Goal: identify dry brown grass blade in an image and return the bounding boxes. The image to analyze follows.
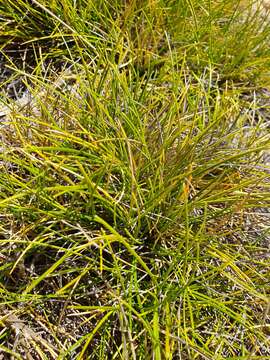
[0,307,59,359]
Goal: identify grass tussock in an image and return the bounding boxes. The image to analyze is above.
[0,1,270,359]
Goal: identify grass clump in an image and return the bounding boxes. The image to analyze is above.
[0,1,270,359]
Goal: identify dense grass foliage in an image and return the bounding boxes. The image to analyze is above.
[0,1,269,359]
